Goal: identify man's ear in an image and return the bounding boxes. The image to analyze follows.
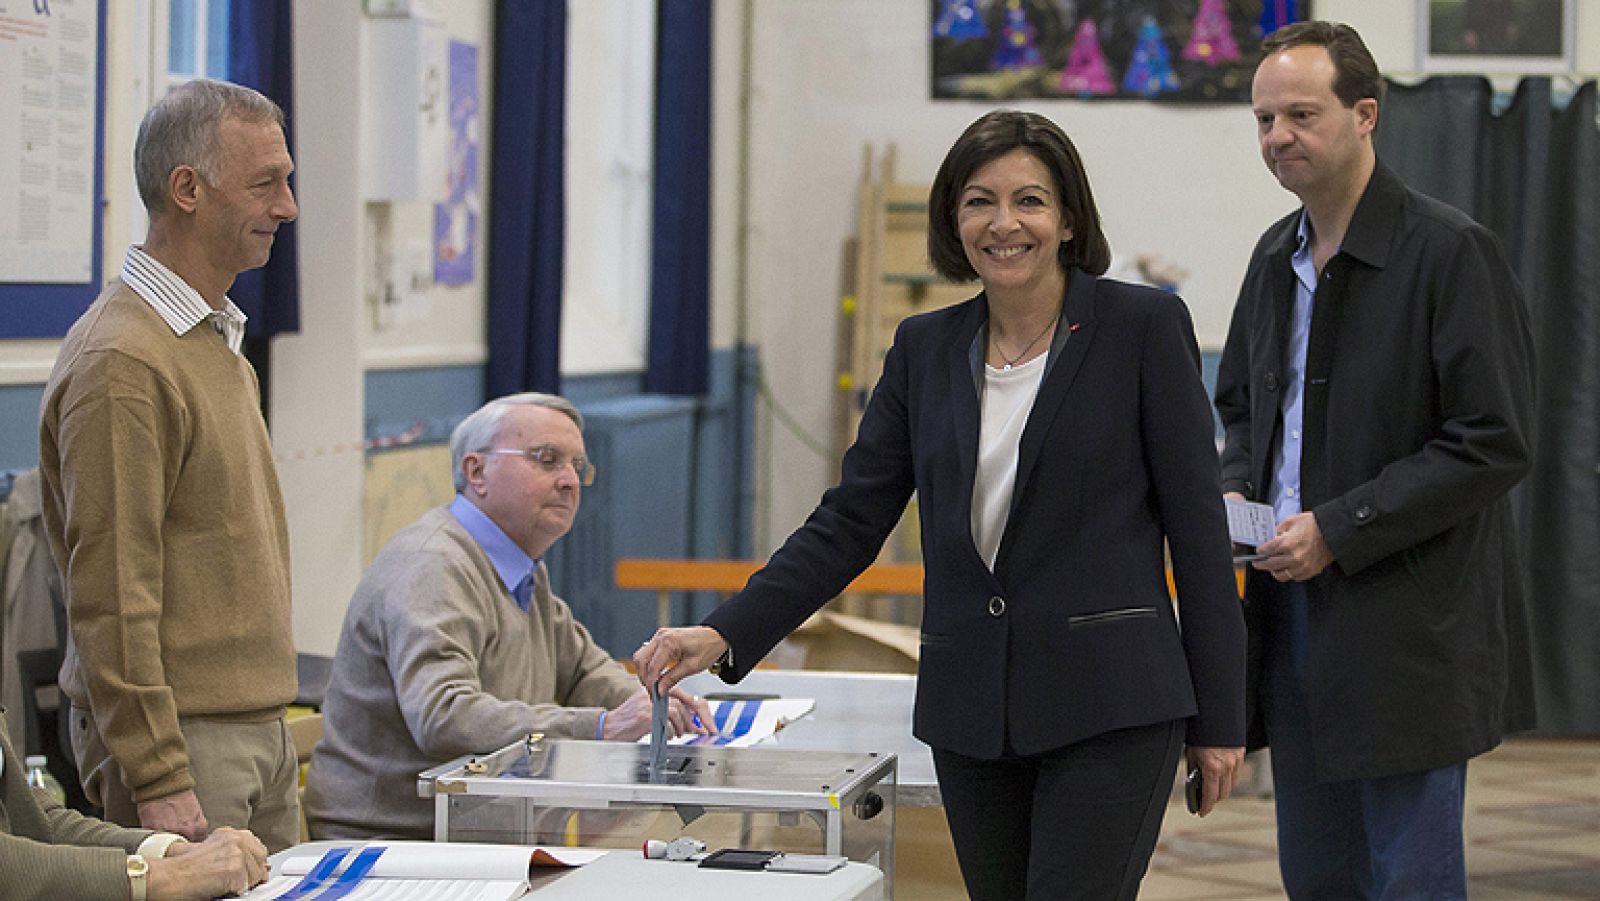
[1354,97,1378,136]
[168,165,201,214]
[461,453,488,496]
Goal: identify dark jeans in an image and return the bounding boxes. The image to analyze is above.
[1264,583,1469,900]
[932,719,1183,901]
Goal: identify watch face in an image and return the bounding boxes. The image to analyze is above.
[127,853,150,901]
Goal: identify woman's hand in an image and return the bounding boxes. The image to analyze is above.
[1184,745,1245,817]
[632,626,729,696]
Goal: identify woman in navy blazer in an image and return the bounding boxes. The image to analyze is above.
[637,111,1246,900]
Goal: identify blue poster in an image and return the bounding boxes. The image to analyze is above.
[433,40,479,286]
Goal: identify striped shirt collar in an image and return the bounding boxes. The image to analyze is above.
[120,245,248,354]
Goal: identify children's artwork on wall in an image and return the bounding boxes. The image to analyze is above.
[931,0,1310,103]
[434,40,481,286]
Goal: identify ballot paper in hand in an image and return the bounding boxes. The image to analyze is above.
[1225,496,1276,556]
[649,689,669,770]
[638,697,816,748]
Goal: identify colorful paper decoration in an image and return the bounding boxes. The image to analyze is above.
[933,0,988,41]
[1122,15,1180,96]
[1258,0,1304,38]
[991,0,1042,71]
[1183,0,1241,65]
[1058,19,1115,95]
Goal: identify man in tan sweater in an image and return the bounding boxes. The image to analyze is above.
[38,79,300,851]
[0,722,269,900]
[305,394,713,840]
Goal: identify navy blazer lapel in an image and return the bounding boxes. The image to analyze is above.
[1009,272,1098,517]
[948,298,985,500]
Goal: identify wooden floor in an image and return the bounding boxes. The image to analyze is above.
[891,736,1600,899]
[1142,737,1600,900]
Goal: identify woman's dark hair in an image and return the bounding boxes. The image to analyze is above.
[927,110,1111,282]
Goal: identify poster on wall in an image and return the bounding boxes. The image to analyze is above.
[0,0,99,283]
[1418,0,1574,73]
[434,39,480,286]
[931,0,1310,102]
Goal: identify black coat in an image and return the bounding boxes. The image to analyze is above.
[707,272,1246,759]
[1214,162,1537,782]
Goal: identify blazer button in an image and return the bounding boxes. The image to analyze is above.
[1264,372,1278,392]
[988,596,1006,617]
[1355,505,1374,521]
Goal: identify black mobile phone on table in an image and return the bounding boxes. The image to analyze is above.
[699,848,782,870]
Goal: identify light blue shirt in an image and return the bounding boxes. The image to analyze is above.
[448,494,538,612]
[1269,212,1319,524]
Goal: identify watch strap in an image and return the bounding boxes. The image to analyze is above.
[127,854,149,901]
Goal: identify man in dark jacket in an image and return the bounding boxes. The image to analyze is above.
[1215,21,1535,900]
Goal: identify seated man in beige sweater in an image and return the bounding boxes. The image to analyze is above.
[0,723,268,900]
[306,393,713,840]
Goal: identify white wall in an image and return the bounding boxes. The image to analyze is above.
[562,0,656,375]
[360,6,493,374]
[278,1,495,652]
[273,0,366,655]
[712,0,1589,550]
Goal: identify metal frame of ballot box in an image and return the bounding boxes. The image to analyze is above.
[419,735,897,891]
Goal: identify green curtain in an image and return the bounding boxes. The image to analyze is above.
[1377,77,1600,734]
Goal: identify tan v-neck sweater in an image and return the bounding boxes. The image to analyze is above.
[39,283,296,802]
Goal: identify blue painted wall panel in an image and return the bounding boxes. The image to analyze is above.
[546,395,698,653]
[0,384,45,475]
[364,365,486,447]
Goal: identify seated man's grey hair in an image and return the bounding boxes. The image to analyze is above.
[449,393,585,493]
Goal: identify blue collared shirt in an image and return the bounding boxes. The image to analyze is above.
[449,494,538,612]
[1269,212,1319,524]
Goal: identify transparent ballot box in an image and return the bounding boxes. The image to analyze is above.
[418,735,896,881]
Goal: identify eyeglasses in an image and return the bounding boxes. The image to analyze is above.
[484,446,597,486]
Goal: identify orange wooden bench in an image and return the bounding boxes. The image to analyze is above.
[614,559,1244,630]
[615,559,923,629]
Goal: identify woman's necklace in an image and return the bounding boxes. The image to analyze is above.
[992,317,1056,370]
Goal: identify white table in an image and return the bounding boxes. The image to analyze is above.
[266,842,883,900]
[524,850,882,899]
[679,670,939,805]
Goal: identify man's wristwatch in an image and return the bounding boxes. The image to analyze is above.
[127,853,150,901]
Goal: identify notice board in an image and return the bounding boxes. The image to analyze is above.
[0,0,107,337]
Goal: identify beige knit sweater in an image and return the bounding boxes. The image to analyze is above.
[39,282,296,803]
[305,506,639,840]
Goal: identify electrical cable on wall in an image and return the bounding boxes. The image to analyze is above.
[755,375,838,466]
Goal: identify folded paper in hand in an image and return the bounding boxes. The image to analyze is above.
[1225,496,1276,548]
